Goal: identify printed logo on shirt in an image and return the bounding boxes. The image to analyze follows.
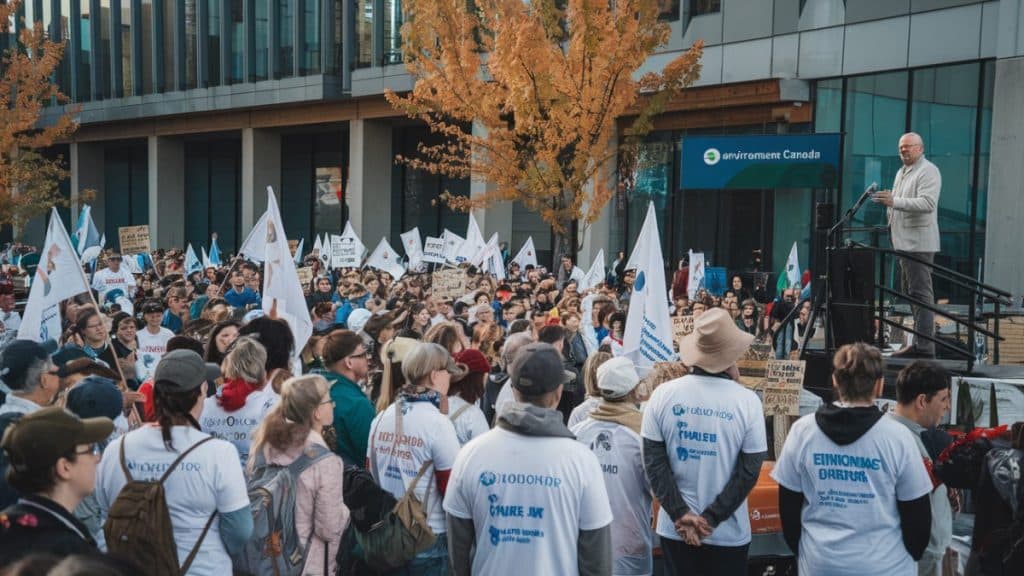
[671,403,735,421]
[480,471,497,487]
[127,460,202,474]
[486,495,547,546]
[590,432,612,452]
[476,470,562,488]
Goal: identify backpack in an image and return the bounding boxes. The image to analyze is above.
[0,411,23,510]
[104,436,218,575]
[230,443,332,576]
[356,399,437,570]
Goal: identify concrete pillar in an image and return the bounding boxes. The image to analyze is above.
[347,118,393,239]
[147,136,185,250]
[241,128,282,236]
[984,55,1024,309]
[70,141,105,233]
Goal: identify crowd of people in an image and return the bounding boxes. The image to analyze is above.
[0,243,1019,576]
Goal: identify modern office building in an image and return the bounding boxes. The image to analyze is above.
[6,0,1024,305]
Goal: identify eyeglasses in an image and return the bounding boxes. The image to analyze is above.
[74,443,102,457]
[347,350,369,360]
[320,398,335,406]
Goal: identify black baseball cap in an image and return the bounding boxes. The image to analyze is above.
[141,300,164,314]
[1,407,113,474]
[66,376,125,421]
[0,339,58,391]
[153,349,221,392]
[510,342,575,395]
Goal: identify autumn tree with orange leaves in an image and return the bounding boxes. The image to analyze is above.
[0,0,78,230]
[386,0,702,256]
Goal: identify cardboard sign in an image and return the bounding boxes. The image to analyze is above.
[118,225,150,255]
[671,315,694,348]
[432,269,467,300]
[762,359,805,416]
[296,266,314,287]
[331,234,362,268]
[423,236,447,264]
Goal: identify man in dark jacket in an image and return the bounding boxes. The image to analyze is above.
[0,407,113,565]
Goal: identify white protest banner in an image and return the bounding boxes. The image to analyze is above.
[622,202,676,369]
[762,359,806,416]
[331,222,364,268]
[432,269,467,300]
[423,236,446,264]
[19,209,92,342]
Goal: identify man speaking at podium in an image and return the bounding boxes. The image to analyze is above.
[872,132,941,358]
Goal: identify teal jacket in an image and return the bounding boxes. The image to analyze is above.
[323,370,375,468]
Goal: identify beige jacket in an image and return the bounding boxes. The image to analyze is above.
[888,155,942,253]
[261,431,349,576]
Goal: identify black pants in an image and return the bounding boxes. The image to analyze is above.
[661,538,749,576]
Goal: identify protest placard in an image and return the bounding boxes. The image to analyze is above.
[432,269,467,300]
[296,266,314,287]
[331,234,362,268]
[737,342,772,388]
[671,315,694,348]
[422,236,446,264]
[762,359,805,416]
[118,225,150,255]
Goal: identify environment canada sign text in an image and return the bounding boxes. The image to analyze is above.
[682,134,840,189]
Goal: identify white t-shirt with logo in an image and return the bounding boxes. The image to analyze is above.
[95,426,250,576]
[135,327,175,381]
[567,396,601,430]
[771,412,933,576]
[640,373,768,546]
[572,417,653,576]
[200,387,280,469]
[367,399,461,534]
[92,266,137,298]
[448,395,490,446]
[443,427,613,576]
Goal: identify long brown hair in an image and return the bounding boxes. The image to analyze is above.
[152,382,204,451]
[248,375,329,470]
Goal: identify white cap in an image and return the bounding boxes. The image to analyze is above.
[348,308,373,333]
[596,356,640,399]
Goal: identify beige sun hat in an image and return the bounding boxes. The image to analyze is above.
[679,307,755,374]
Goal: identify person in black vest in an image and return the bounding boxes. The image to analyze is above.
[0,407,113,565]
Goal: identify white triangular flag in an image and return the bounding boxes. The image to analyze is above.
[320,234,333,270]
[333,222,364,268]
[313,234,324,258]
[366,237,406,280]
[443,229,465,264]
[401,227,424,268]
[18,209,92,342]
[201,246,211,269]
[238,211,271,263]
[687,250,705,299]
[785,241,801,290]
[622,202,676,369]
[455,215,485,263]
[511,237,538,272]
[470,233,498,267]
[184,244,203,276]
[262,187,313,353]
[580,249,605,291]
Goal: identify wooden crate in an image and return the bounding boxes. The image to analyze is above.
[989,317,1024,364]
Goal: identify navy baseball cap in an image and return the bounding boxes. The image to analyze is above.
[0,339,59,391]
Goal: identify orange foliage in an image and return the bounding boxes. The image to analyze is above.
[386,0,702,250]
[0,1,78,229]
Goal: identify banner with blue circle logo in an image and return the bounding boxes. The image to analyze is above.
[681,134,841,189]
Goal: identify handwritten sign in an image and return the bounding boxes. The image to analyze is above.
[422,236,446,264]
[762,359,805,416]
[118,225,150,255]
[331,234,362,268]
[671,315,694,348]
[296,266,314,287]
[432,269,467,300]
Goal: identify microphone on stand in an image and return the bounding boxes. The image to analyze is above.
[849,182,879,216]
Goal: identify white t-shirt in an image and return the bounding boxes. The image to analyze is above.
[494,382,515,419]
[92,266,137,298]
[572,417,653,576]
[95,426,250,576]
[367,399,461,534]
[136,327,175,381]
[200,387,280,469]
[567,396,601,430]
[443,427,613,576]
[771,412,933,576]
[448,395,490,446]
[0,310,21,333]
[640,373,768,546]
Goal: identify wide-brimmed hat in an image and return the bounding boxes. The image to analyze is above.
[679,308,754,374]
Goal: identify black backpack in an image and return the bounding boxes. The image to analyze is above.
[0,411,24,510]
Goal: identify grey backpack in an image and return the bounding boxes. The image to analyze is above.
[231,443,333,576]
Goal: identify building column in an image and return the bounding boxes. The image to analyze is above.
[70,141,105,233]
[148,135,185,249]
[984,55,1024,309]
[347,118,392,239]
[241,127,281,235]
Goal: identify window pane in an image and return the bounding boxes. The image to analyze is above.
[691,0,720,16]
[254,0,268,80]
[356,0,371,68]
[79,2,92,101]
[185,0,196,89]
[119,0,131,96]
[141,0,153,93]
[383,0,401,65]
[230,0,242,82]
[302,0,320,75]
[278,0,293,77]
[206,0,220,86]
[815,78,842,133]
[98,0,112,99]
[162,0,174,91]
